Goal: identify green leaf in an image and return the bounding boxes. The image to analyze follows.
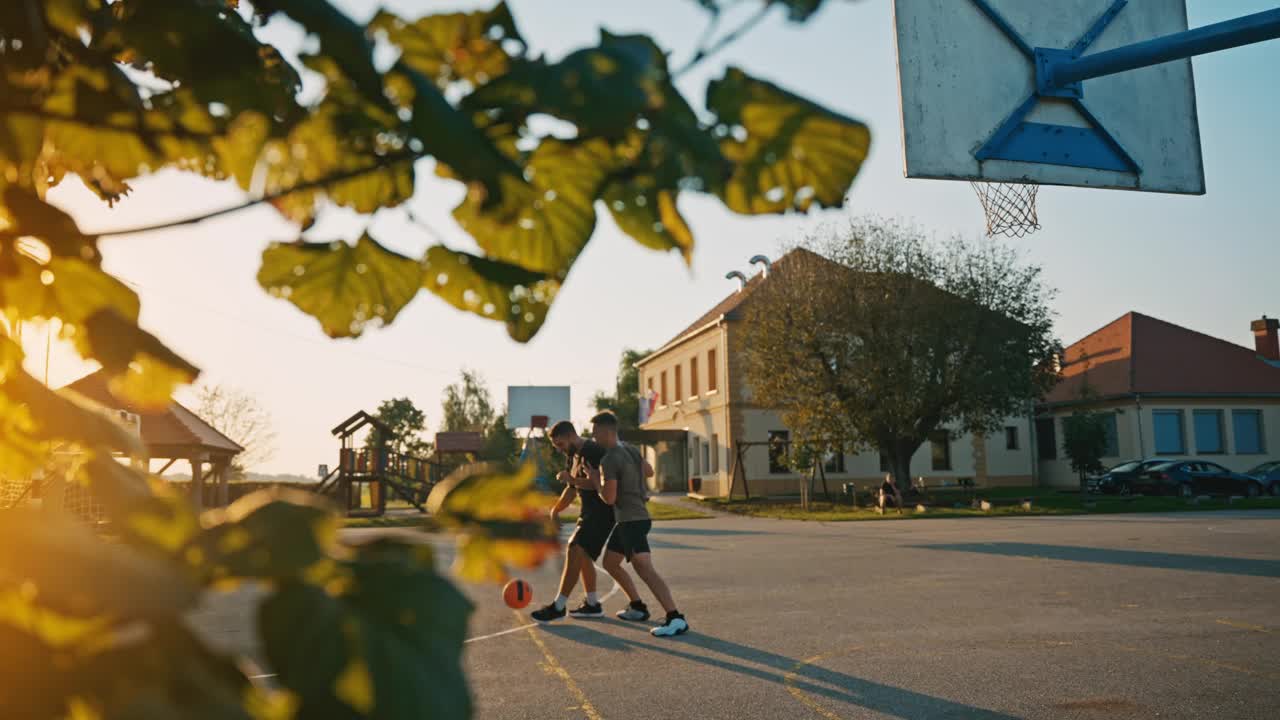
[371,3,524,90]
[0,620,66,719]
[259,540,472,720]
[421,247,559,342]
[0,509,198,618]
[603,178,694,264]
[706,66,870,214]
[257,233,424,338]
[426,463,560,582]
[194,489,343,582]
[453,138,623,278]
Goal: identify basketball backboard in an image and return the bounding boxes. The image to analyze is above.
[893,0,1206,194]
[506,386,571,429]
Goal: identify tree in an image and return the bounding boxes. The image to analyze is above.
[742,218,1061,489]
[373,397,432,456]
[592,348,652,430]
[441,370,497,433]
[482,414,521,466]
[193,383,278,476]
[0,1,874,717]
[1063,411,1109,490]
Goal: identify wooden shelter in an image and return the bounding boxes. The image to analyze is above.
[61,370,244,509]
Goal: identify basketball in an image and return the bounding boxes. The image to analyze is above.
[503,579,532,609]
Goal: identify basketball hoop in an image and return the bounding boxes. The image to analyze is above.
[970,181,1041,238]
[531,415,548,430]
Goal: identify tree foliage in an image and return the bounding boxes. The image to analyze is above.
[194,383,278,475]
[592,347,652,431]
[1063,411,1109,487]
[440,370,497,434]
[373,397,431,457]
[0,0,868,717]
[741,219,1061,488]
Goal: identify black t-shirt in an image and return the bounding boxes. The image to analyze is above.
[572,440,612,521]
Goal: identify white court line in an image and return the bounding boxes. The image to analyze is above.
[248,562,622,680]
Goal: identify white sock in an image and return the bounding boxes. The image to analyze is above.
[586,592,599,605]
[554,594,568,611]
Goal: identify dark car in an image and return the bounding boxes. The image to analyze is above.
[1134,461,1266,498]
[1088,459,1176,495]
[1243,461,1280,496]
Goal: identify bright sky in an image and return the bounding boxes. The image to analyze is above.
[24,0,1280,475]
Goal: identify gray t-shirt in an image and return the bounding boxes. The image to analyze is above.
[601,443,649,522]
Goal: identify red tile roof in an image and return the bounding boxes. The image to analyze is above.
[61,371,244,456]
[1044,312,1280,404]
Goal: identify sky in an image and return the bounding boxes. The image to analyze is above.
[22,0,1280,476]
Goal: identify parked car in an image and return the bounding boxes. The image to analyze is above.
[1134,461,1266,498]
[1088,459,1176,495]
[1243,460,1280,496]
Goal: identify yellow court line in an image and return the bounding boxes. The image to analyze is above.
[1215,618,1274,634]
[519,612,604,720]
[782,646,864,720]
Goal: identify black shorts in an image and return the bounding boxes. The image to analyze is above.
[606,520,652,561]
[569,513,614,561]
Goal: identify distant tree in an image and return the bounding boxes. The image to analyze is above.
[1063,411,1108,490]
[373,397,432,456]
[193,383,277,477]
[482,413,521,465]
[592,348,652,430]
[441,370,497,432]
[742,218,1060,489]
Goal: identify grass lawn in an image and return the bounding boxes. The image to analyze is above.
[699,488,1280,522]
[344,499,711,529]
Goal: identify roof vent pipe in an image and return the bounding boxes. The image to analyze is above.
[725,271,747,292]
[749,254,771,277]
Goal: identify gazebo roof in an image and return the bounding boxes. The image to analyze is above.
[61,371,244,458]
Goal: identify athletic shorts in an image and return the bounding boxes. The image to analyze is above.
[606,520,652,561]
[569,513,614,561]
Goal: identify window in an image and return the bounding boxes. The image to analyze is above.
[823,447,846,473]
[660,372,668,407]
[1193,410,1224,454]
[1102,413,1119,458]
[1005,426,1019,450]
[930,431,951,471]
[690,357,699,397]
[701,441,710,474]
[1153,410,1185,454]
[768,430,790,474]
[675,365,683,402]
[711,434,720,473]
[1233,410,1265,454]
[707,349,718,392]
[1035,418,1057,460]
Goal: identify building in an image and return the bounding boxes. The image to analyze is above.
[1036,313,1280,485]
[634,250,1034,497]
[635,249,1280,497]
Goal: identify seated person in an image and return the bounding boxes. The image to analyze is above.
[878,473,903,514]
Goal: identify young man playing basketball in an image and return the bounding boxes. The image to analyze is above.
[531,421,649,622]
[591,411,690,637]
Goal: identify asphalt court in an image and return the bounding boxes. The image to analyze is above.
[190,509,1280,719]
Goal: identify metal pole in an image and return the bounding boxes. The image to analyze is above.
[1050,8,1280,87]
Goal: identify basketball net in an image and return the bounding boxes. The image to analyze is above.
[971,181,1041,238]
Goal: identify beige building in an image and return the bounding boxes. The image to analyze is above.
[634,250,1034,498]
[1036,313,1280,486]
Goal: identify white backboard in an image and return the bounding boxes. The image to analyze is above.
[893,0,1205,193]
[507,386,571,429]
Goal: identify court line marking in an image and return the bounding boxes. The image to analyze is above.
[520,610,604,720]
[1215,618,1273,634]
[782,645,863,720]
[248,562,622,680]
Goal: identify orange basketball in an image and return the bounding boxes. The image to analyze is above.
[503,579,532,609]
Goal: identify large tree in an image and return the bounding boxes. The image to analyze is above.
[441,370,497,433]
[373,397,431,457]
[193,383,277,476]
[592,347,652,430]
[0,1,874,717]
[742,218,1060,488]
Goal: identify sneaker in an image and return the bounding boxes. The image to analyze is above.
[568,601,604,618]
[531,603,566,623]
[616,601,650,622]
[650,613,689,637]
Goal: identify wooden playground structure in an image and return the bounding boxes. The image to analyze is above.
[315,411,438,517]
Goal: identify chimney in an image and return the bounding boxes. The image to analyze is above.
[725,271,747,292]
[749,254,771,278]
[1253,315,1280,361]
